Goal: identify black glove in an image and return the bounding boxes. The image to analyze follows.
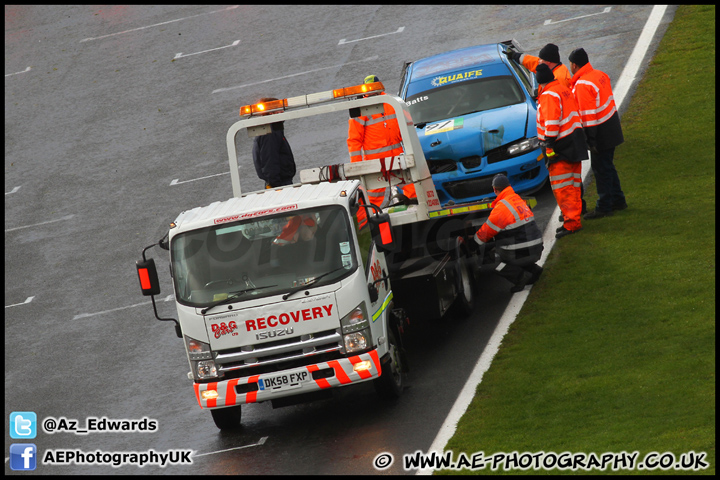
[504,49,521,62]
[540,138,555,150]
[586,139,598,155]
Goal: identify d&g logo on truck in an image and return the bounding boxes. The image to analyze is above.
[211,321,239,339]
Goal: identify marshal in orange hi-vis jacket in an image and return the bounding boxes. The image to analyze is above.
[348,78,416,227]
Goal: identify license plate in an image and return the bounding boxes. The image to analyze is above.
[258,370,310,391]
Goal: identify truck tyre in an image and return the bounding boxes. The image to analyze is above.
[374,328,404,400]
[452,243,476,317]
[210,405,242,430]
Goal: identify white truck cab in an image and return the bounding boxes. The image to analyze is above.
[136,81,529,429]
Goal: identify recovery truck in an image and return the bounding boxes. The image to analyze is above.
[136,81,534,430]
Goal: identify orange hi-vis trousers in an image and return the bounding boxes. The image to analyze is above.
[549,161,583,231]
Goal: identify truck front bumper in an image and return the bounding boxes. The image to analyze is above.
[194,350,382,409]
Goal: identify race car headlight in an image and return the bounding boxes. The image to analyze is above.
[506,137,540,156]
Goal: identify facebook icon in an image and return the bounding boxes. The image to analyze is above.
[10,444,37,471]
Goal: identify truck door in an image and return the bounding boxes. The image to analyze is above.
[351,200,391,323]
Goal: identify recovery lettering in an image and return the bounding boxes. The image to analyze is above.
[245,305,334,331]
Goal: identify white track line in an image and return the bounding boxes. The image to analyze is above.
[5,67,31,77]
[338,26,405,45]
[5,296,35,309]
[416,5,669,475]
[5,214,75,233]
[212,56,379,94]
[72,295,174,320]
[193,436,268,458]
[80,6,238,43]
[174,40,240,60]
[544,7,612,25]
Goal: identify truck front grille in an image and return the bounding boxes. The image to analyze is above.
[214,329,343,378]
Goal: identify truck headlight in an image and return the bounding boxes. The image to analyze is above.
[506,137,539,156]
[196,360,219,379]
[184,335,221,380]
[344,332,369,352]
[341,304,372,353]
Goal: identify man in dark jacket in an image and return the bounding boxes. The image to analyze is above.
[252,97,296,188]
[569,48,627,219]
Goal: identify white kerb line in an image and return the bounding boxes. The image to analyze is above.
[613,5,669,109]
[416,5,669,475]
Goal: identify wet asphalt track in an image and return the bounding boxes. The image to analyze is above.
[4,5,675,475]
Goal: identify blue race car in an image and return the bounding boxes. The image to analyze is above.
[399,40,547,206]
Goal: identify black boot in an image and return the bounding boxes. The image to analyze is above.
[527,265,543,284]
[510,271,532,293]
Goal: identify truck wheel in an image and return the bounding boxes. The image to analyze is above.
[452,244,476,317]
[374,328,404,400]
[210,405,242,430]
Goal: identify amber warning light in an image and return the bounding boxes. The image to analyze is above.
[239,82,385,117]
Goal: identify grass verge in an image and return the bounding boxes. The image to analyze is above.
[440,5,715,475]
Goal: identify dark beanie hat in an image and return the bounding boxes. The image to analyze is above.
[538,43,561,64]
[535,63,554,84]
[492,174,511,191]
[568,48,589,66]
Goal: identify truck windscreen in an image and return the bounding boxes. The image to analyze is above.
[170,205,357,307]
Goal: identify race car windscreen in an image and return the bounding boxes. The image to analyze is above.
[170,205,358,307]
[405,76,524,125]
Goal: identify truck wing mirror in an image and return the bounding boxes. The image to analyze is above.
[136,258,161,296]
[158,234,169,251]
[368,212,395,252]
[136,250,181,337]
